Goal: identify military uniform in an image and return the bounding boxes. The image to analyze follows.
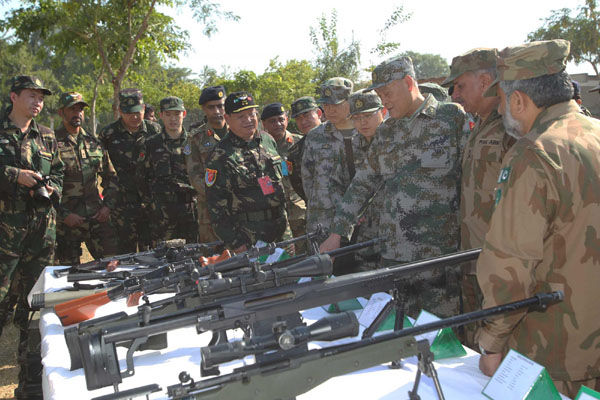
[97,90,161,253]
[55,124,119,264]
[0,76,64,312]
[331,57,469,318]
[275,131,306,242]
[476,40,600,396]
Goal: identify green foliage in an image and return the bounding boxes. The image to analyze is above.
[401,51,449,79]
[309,10,361,83]
[372,5,412,57]
[528,0,600,75]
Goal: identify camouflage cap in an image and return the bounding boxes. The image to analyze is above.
[199,85,226,105]
[291,96,318,118]
[119,88,144,113]
[58,92,89,109]
[224,91,259,114]
[441,48,497,87]
[160,96,185,112]
[418,82,449,101]
[317,77,353,105]
[484,39,570,97]
[366,56,415,91]
[10,75,52,96]
[349,90,383,115]
[261,103,286,120]
[588,84,600,93]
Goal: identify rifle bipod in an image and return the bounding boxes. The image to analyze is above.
[408,339,445,400]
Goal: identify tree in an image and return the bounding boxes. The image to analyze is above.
[371,5,412,57]
[528,0,600,76]
[401,51,449,80]
[309,10,361,83]
[1,0,238,126]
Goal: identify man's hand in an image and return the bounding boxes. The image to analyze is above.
[319,233,341,255]
[64,213,85,228]
[93,206,111,223]
[233,244,248,254]
[17,169,42,188]
[479,353,503,376]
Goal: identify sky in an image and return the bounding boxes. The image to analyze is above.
[163,0,593,81]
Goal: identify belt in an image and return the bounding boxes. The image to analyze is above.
[0,200,28,213]
[238,206,285,223]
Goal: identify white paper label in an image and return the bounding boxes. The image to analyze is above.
[358,292,392,327]
[483,349,544,400]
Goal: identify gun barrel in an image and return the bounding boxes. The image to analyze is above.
[325,237,386,258]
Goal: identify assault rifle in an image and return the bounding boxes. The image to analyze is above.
[167,291,563,400]
[51,229,329,326]
[64,248,480,391]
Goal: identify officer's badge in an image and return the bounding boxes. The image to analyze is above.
[218,91,223,98]
[205,168,217,187]
[34,78,43,86]
[286,160,293,174]
[372,71,377,82]
[355,99,363,109]
[183,144,191,155]
[497,167,511,183]
[324,88,333,97]
[138,151,145,161]
[280,106,285,112]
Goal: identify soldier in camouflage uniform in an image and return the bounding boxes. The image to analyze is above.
[418,82,449,102]
[98,88,161,253]
[441,48,515,349]
[0,76,64,333]
[136,96,198,245]
[347,90,385,271]
[475,40,600,397]
[261,103,306,250]
[286,96,322,202]
[55,92,119,265]
[320,56,469,317]
[185,86,227,243]
[571,80,593,117]
[205,92,293,254]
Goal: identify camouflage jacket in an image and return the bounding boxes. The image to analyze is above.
[206,130,288,249]
[98,118,161,201]
[286,134,307,201]
[460,109,514,272]
[476,100,600,381]
[331,94,468,261]
[275,130,306,221]
[55,124,118,219]
[0,117,64,206]
[135,127,194,203]
[301,121,358,233]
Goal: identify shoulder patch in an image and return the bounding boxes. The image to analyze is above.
[497,166,511,183]
[205,168,217,187]
[183,143,191,155]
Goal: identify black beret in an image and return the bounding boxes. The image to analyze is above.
[224,91,258,114]
[261,103,286,120]
[199,85,226,105]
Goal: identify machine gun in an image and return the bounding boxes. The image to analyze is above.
[49,229,332,325]
[166,291,564,400]
[64,248,480,391]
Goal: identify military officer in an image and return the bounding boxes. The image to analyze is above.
[185,86,226,243]
[440,48,515,349]
[97,88,161,253]
[347,90,385,271]
[261,103,306,248]
[320,56,469,317]
[205,92,293,254]
[0,76,64,334]
[286,96,323,201]
[136,96,198,244]
[475,40,600,397]
[55,92,119,265]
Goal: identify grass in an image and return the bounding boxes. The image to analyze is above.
[0,243,93,399]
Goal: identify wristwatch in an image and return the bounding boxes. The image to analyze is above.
[479,345,498,355]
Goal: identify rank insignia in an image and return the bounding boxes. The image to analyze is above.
[205,168,217,187]
[183,144,191,155]
[324,88,332,97]
[286,160,293,174]
[372,72,377,82]
[354,99,363,109]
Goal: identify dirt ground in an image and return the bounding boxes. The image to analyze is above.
[0,244,93,399]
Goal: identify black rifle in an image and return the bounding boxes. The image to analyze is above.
[166,291,563,400]
[64,248,480,391]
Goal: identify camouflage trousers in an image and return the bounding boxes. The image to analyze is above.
[238,216,294,255]
[461,271,483,350]
[112,200,150,253]
[554,376,600,399]
[55,218,119,266]
[197,199,219,243]
[381,258,461,319]
[150,198,199,246]
[0,207,56,332]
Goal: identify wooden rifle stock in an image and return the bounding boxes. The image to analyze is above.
[54,290,112,326]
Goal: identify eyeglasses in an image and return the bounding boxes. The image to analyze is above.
[350,110,378,123]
